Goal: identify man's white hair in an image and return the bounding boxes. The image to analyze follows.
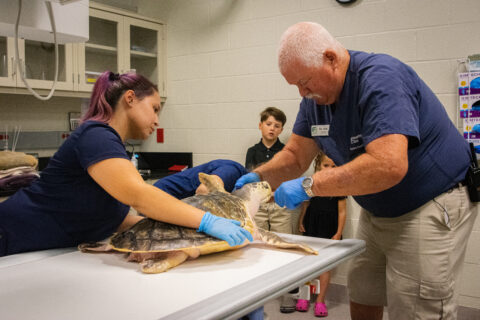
[278,22,345,74]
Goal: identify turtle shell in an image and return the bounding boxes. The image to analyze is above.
[110,182,267,254]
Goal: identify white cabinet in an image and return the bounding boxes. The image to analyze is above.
[0,36,75,90]
[125,18,165,95]
[77,8,123,92]
[0,2,166,98]
[0,36,13,87]
[77,4,166,97]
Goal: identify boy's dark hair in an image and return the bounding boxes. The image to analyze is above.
[260,107,286,126]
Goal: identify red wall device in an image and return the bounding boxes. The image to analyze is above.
[157,128,164,143]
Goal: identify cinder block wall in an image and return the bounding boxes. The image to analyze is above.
[137,0,480,308]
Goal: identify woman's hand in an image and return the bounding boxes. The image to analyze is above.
[198,212,253,246]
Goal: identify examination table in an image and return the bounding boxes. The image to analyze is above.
[0,234,365,320]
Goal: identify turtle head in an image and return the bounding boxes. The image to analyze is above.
[232,181,272,203]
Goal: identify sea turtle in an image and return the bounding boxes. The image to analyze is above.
[80,173,317,273]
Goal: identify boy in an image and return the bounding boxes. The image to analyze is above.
[245,107,298,313]
[245,107,293,234]
[245,107,286,171]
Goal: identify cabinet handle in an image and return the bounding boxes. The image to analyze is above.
[11,57,15,79]
[19,58,25,78]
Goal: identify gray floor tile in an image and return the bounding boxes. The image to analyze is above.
[263,297,389,320]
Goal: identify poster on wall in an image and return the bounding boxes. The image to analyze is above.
[459,64,480,153]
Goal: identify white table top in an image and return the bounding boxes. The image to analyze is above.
[0,234,365,320]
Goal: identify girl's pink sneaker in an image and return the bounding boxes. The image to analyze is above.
[314,302,328,317]
[295,299,309,312]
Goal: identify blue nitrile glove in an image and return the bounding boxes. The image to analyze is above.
[274,177,310,209]
[197,211,253,246]
[233,172,260,190]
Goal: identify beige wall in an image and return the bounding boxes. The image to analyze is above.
[0,94,81,157]
[1,0,480,308]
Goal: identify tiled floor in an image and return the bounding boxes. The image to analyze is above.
[263,295,480,320]
[263,297,389,320]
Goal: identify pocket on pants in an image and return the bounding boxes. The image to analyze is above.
[418,279,454,318]
[420,279,453,300]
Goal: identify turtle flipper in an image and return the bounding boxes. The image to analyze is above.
[140,251,190,273]
[255,228,318,255]
[78,242,114,252]
[198,173,227,193]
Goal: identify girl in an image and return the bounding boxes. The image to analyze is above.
[297,152,347,317]
[0,71,252,257]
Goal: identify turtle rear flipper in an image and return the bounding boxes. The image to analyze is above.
[255,228,318,255]
[140,251,190,273]
[78,242,114,252]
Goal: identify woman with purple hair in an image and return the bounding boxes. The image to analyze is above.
[0,71,252,257]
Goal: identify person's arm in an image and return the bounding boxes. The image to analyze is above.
[88,158,205,228]
[311,134,408,197]
[332,198,346,240]
[254,133,320,189]
[298,201,309,233]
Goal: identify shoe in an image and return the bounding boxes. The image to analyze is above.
[296,299,309,312]
[314,302,328,317]
[279,295,296,313]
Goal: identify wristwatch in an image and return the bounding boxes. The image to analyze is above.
[302,176,315,197]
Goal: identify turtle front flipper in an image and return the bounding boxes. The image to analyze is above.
[255,228,318,255]
[198,173,227,193]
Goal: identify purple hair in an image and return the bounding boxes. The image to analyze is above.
[81,71,158,123]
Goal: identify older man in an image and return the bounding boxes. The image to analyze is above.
[235,22,477,320]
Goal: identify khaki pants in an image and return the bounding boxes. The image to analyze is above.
[254,202,294,234]
[348,186,477,320]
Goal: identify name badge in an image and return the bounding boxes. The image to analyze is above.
[311,125,329,137]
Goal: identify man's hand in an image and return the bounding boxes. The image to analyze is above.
[274,177,310,209]
[233,172,260,190]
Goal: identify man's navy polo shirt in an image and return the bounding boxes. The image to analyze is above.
[293,50,470,217]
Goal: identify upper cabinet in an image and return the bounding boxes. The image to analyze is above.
[125,18,164,93]
[0,36,74,90]
[78,3,166,97]
[0,2,166,99]
[0,36,12,87]
[77,8,123,92]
